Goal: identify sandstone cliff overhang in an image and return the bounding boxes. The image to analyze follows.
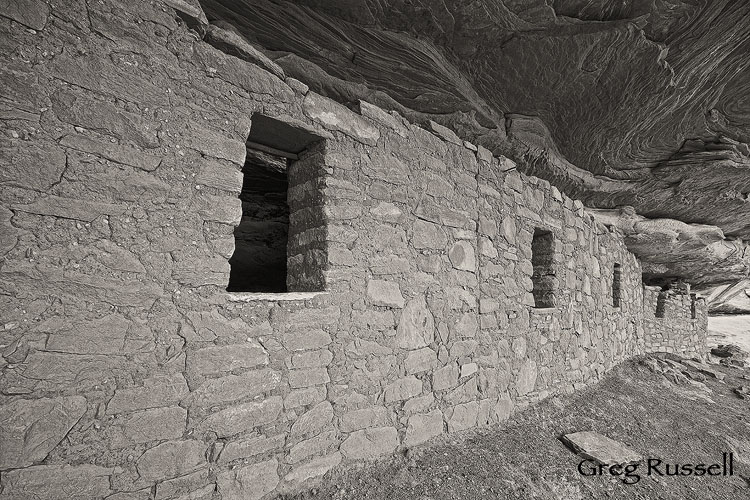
[199,0,750,289]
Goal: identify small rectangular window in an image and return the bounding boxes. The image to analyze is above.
[531,229,555,308]
[612,263,622,307]
[690,293,697,319]
[655,290,668,318]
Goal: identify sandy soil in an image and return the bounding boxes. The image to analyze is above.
[708,315,750,353]
[281,357,750,500]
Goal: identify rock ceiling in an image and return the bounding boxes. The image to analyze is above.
[200,0,750,291]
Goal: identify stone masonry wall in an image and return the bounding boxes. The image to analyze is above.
[643,286,709,357]
[0,1,706,499]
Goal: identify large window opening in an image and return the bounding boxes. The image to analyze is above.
[531,229,555,308]
[227,114,324,293]
[612,263,622,307]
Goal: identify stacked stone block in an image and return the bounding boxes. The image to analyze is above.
[643,286,708,357]
[0,1,707,498]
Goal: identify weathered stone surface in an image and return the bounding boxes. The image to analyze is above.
[516,360,538,395]
[383,376,422,402]
[45,313,130,355]
[432,363,459,391]
[173,257,230,287]
[404,347,438,374]
[340,426,399,459]
[281,452,341,490]
[194,158,243,194]
[205,24,285,79]
[0,0,49,30]
[448,401,479,432]
[428,120,462,145]
[0,206,16,257]
[494,395,514,422]
[109,407,187,448]
[217,459,279,500]
[357,100,408,137]
[188,369,281,407]
[290,401,334,437]
[0,140,66,192]
[195,194,242,225]
[0,464,112,500]
[195,397,282,438]
[404,409,444,447]
[136,440,207,483]
[340,407,390,433]
[154,468,210,500]
[163,0,208,32]
[449,240,476,272]
[284,386,327,409]
[288,430,338,464]
[366,279,405,308]
[12,195,126,222]
[412,220,447,249]
[460,362,478,378]
[445,379,479,405]
[288,367,330,389]
[396,296,435,350]
[60,134,161,171]
[189,342,268,376]
[0,396,86,470]
[561,431,641,465]
[219,434,285,464]
[281,329,332,352]
[290,349,334,369]
[303,92,380,146]
[107,373,189,415]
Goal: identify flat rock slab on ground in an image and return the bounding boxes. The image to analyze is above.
[560,431,641,465]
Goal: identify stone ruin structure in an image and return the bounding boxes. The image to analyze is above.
[0,1,709,499]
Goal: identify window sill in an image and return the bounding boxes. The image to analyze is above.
[226,291,329,302]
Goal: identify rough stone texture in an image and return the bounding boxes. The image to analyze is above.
[0,396,86,470]
[107,374,189,415]
[195,398,282,438]
[561,431,641,465]
[404,410,444,447]
[217,459,279,500]
[366,279,405,308]
[0,464,112,500]
[0,2,711,497]
[339,427,399,459]
[396,297,435,349]
[135,440,207,483]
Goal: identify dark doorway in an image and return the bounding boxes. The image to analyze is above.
[227,148,289,292]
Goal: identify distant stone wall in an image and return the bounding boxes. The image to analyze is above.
[0,1,705,499]
[643,286,708,357]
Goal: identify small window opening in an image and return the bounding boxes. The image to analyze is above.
[612,263,622,307]
[227,114,324,293]
[655,289,668,318]
[690,293,697,319]
[531,229,555,308]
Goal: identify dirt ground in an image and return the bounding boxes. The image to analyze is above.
[281,356,750,500]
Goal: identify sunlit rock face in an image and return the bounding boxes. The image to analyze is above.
[201,0,750,287]
[588,207,749,289]
[706,280,750,314]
